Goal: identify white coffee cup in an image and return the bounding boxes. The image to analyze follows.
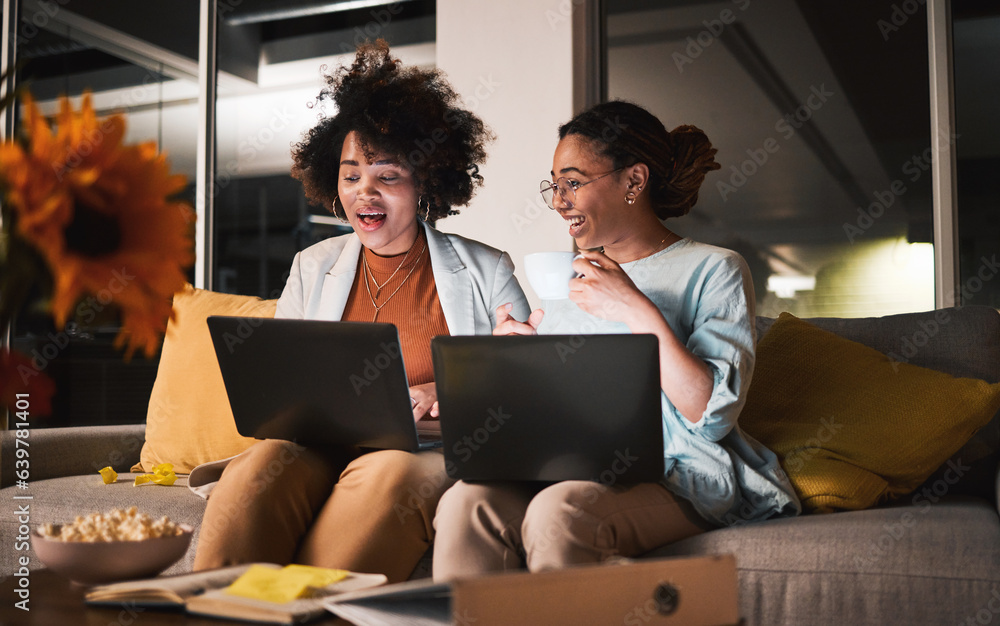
[524,251,577,300]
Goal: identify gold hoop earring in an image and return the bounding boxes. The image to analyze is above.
[332,195,345,218]
[625,184,642,205]
[419,196,431,222]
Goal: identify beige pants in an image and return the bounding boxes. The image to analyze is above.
[432,480,712,581]
[194,440,452,583]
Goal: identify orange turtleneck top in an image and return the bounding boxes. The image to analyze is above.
[340,228,450,386]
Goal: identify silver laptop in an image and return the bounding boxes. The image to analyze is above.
[207,316,440,452]
[431,334,665,483]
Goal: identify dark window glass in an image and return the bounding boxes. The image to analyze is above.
[213,0,436,297]
[606,0,934,317]
[954,1,1000,308]
[7,0,199,426]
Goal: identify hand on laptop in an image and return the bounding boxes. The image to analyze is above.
[494,302,543,336]
[409,382,440,422]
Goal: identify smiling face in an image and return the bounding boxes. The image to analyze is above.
[339,131,421,256]
[549,134,635,251]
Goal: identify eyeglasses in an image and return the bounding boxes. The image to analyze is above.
[539,167,624,209]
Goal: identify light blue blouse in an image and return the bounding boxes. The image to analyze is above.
[536,238,801,526]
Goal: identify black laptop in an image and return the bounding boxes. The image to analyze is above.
[431,334,665,483]
[207,316,440,452]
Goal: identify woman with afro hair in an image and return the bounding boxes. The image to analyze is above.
[190,41,529,582]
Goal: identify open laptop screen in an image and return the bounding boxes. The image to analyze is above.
[432,334,665,483]
[207,317,428,452]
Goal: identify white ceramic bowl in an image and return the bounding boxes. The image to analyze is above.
[31,524,193,585]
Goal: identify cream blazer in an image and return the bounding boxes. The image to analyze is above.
[275,221,530,334]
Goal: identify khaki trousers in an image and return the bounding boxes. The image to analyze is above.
[194,440,452,583]
[432,480,712,581]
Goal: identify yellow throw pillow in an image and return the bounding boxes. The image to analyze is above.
[739,312,1000,514]
[134,285,277,473]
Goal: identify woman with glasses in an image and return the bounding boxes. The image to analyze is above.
[433,100,800,579]
[191,41,529,583]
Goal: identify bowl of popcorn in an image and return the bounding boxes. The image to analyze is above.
[31,507,192,585]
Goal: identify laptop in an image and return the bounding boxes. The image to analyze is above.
[431,334,665,483]
[207,316,440,452]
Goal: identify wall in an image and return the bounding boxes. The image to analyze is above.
[436,0,578,310]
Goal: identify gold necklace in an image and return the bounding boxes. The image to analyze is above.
[601,233,676,260]
[365,242,417,293]
[362,241,427,321]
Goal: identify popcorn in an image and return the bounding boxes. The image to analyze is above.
[37,507,183,542]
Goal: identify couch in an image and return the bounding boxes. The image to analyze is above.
[3,304,1000,625]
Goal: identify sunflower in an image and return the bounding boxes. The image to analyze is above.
[0,93,194,358]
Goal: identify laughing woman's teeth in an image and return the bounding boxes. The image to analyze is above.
[568,216,584,227]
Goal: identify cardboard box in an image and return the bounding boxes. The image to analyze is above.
[325,554,739,625]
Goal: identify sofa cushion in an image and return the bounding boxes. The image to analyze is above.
[757,306,1000,502]
[650,497,1000,625]
[135,285,277,473]
[740,312,1000,513]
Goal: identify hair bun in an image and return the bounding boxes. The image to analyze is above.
[663,124,720,216]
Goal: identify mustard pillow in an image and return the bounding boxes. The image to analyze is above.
[739,312,1000,514]
[134,285,277,473]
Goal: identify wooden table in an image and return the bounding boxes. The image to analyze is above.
[0,569,351,625]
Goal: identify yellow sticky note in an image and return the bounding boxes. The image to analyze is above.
[283,564,349,587]
[98,466,118,484]
[225,564,350,604]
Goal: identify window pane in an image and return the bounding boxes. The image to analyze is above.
[954,2,1000,308]
[7,1,199,427]
[606,0,934,318]
[213,1,436,297]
